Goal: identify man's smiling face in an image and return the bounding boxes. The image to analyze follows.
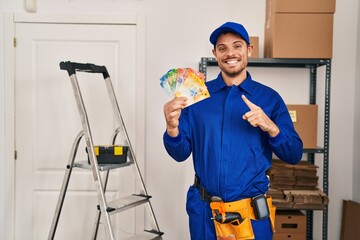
[212,32,252,82]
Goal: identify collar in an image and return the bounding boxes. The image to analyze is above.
[208,71,255,96]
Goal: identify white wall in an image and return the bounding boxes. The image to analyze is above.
[1,0,359,239]
[0,0,5,239]
[354,0,360,203]
[329,0,360,238]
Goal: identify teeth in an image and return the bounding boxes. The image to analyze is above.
[226,60,238,64]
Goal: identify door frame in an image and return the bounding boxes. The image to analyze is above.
[2,12,146,240]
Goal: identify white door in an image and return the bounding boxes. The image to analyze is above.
[14,16,144,240]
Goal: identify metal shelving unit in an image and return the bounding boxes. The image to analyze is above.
[199,57,331,240]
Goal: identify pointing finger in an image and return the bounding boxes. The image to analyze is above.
[241,95,259,110]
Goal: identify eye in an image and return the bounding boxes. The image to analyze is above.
[217,46,226,52]
[234,44,243,49]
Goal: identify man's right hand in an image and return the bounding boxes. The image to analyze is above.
[163,97,187,137]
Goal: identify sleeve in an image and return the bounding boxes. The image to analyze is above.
[269,97,303,165]
[163,107,192,162]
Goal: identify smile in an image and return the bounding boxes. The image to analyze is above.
[225,59,239,65]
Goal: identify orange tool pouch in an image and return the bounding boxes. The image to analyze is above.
[209,196,276,240]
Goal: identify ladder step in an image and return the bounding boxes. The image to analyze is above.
[105,194,151,215]
[73,160,132,171]
[123,230,164,240]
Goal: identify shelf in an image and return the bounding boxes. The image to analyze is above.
[248,58,331,68]
[303,148,324,154]
[276,205,326,211]
[199,57,331,79]
[200,57,330,67]
[199,57,332,240]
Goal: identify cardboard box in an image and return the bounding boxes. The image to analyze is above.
[341,200,360,240]
[286,105,318,149]
[275,210,306,234]
[264,0,335,58]
[264,13,334,58]
[286,190,328,210]
[250,36,259,58]
[268,159,319,190]
[268,0,335,13]
[273,233,306,240]
[285,190,329,204]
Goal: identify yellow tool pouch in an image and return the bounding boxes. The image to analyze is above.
[210,196,276,240]
[267,196,276,233]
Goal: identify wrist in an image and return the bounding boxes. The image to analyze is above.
[268,126,280,138]
[166,126,179,137]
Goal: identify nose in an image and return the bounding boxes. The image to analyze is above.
[226,47,236,56]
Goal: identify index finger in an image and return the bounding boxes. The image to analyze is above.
[241,95,258,110]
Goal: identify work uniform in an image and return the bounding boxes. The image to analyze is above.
[163,72,303,239]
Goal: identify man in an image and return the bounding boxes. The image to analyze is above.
[163,22,303,239]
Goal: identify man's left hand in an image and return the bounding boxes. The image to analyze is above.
[241,95,280,137]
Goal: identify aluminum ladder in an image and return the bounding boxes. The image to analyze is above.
[48,61,163,240]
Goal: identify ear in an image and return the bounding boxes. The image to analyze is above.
[247,44,254,58]
[212,48,217,60]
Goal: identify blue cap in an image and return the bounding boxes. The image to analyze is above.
[209,22,250,46]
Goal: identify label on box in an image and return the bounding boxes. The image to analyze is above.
[289,110,297,122]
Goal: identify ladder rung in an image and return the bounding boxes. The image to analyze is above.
[123,230,164,240]
[73,160,132,171]
[106,195,151,215]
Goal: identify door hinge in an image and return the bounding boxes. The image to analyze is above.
[14,150,17,160]
[13,37,17,47]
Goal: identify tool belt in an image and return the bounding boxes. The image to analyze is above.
[193,175,276,240]
[193,174,213,202]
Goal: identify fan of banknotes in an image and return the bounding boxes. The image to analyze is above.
[160,68,210,107]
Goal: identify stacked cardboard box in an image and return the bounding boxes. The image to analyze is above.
[264,0,336,58]
[268,159,318,190]
[269,188,328,210]
[268,188,293,209]
[268,159,329,210]
[285,189,329,210]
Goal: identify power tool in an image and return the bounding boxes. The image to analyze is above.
[213,212,242,225]
[210,196,243,225]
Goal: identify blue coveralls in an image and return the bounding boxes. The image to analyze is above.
[163,72,303,239]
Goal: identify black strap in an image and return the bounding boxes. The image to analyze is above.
[193,175,213,202]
